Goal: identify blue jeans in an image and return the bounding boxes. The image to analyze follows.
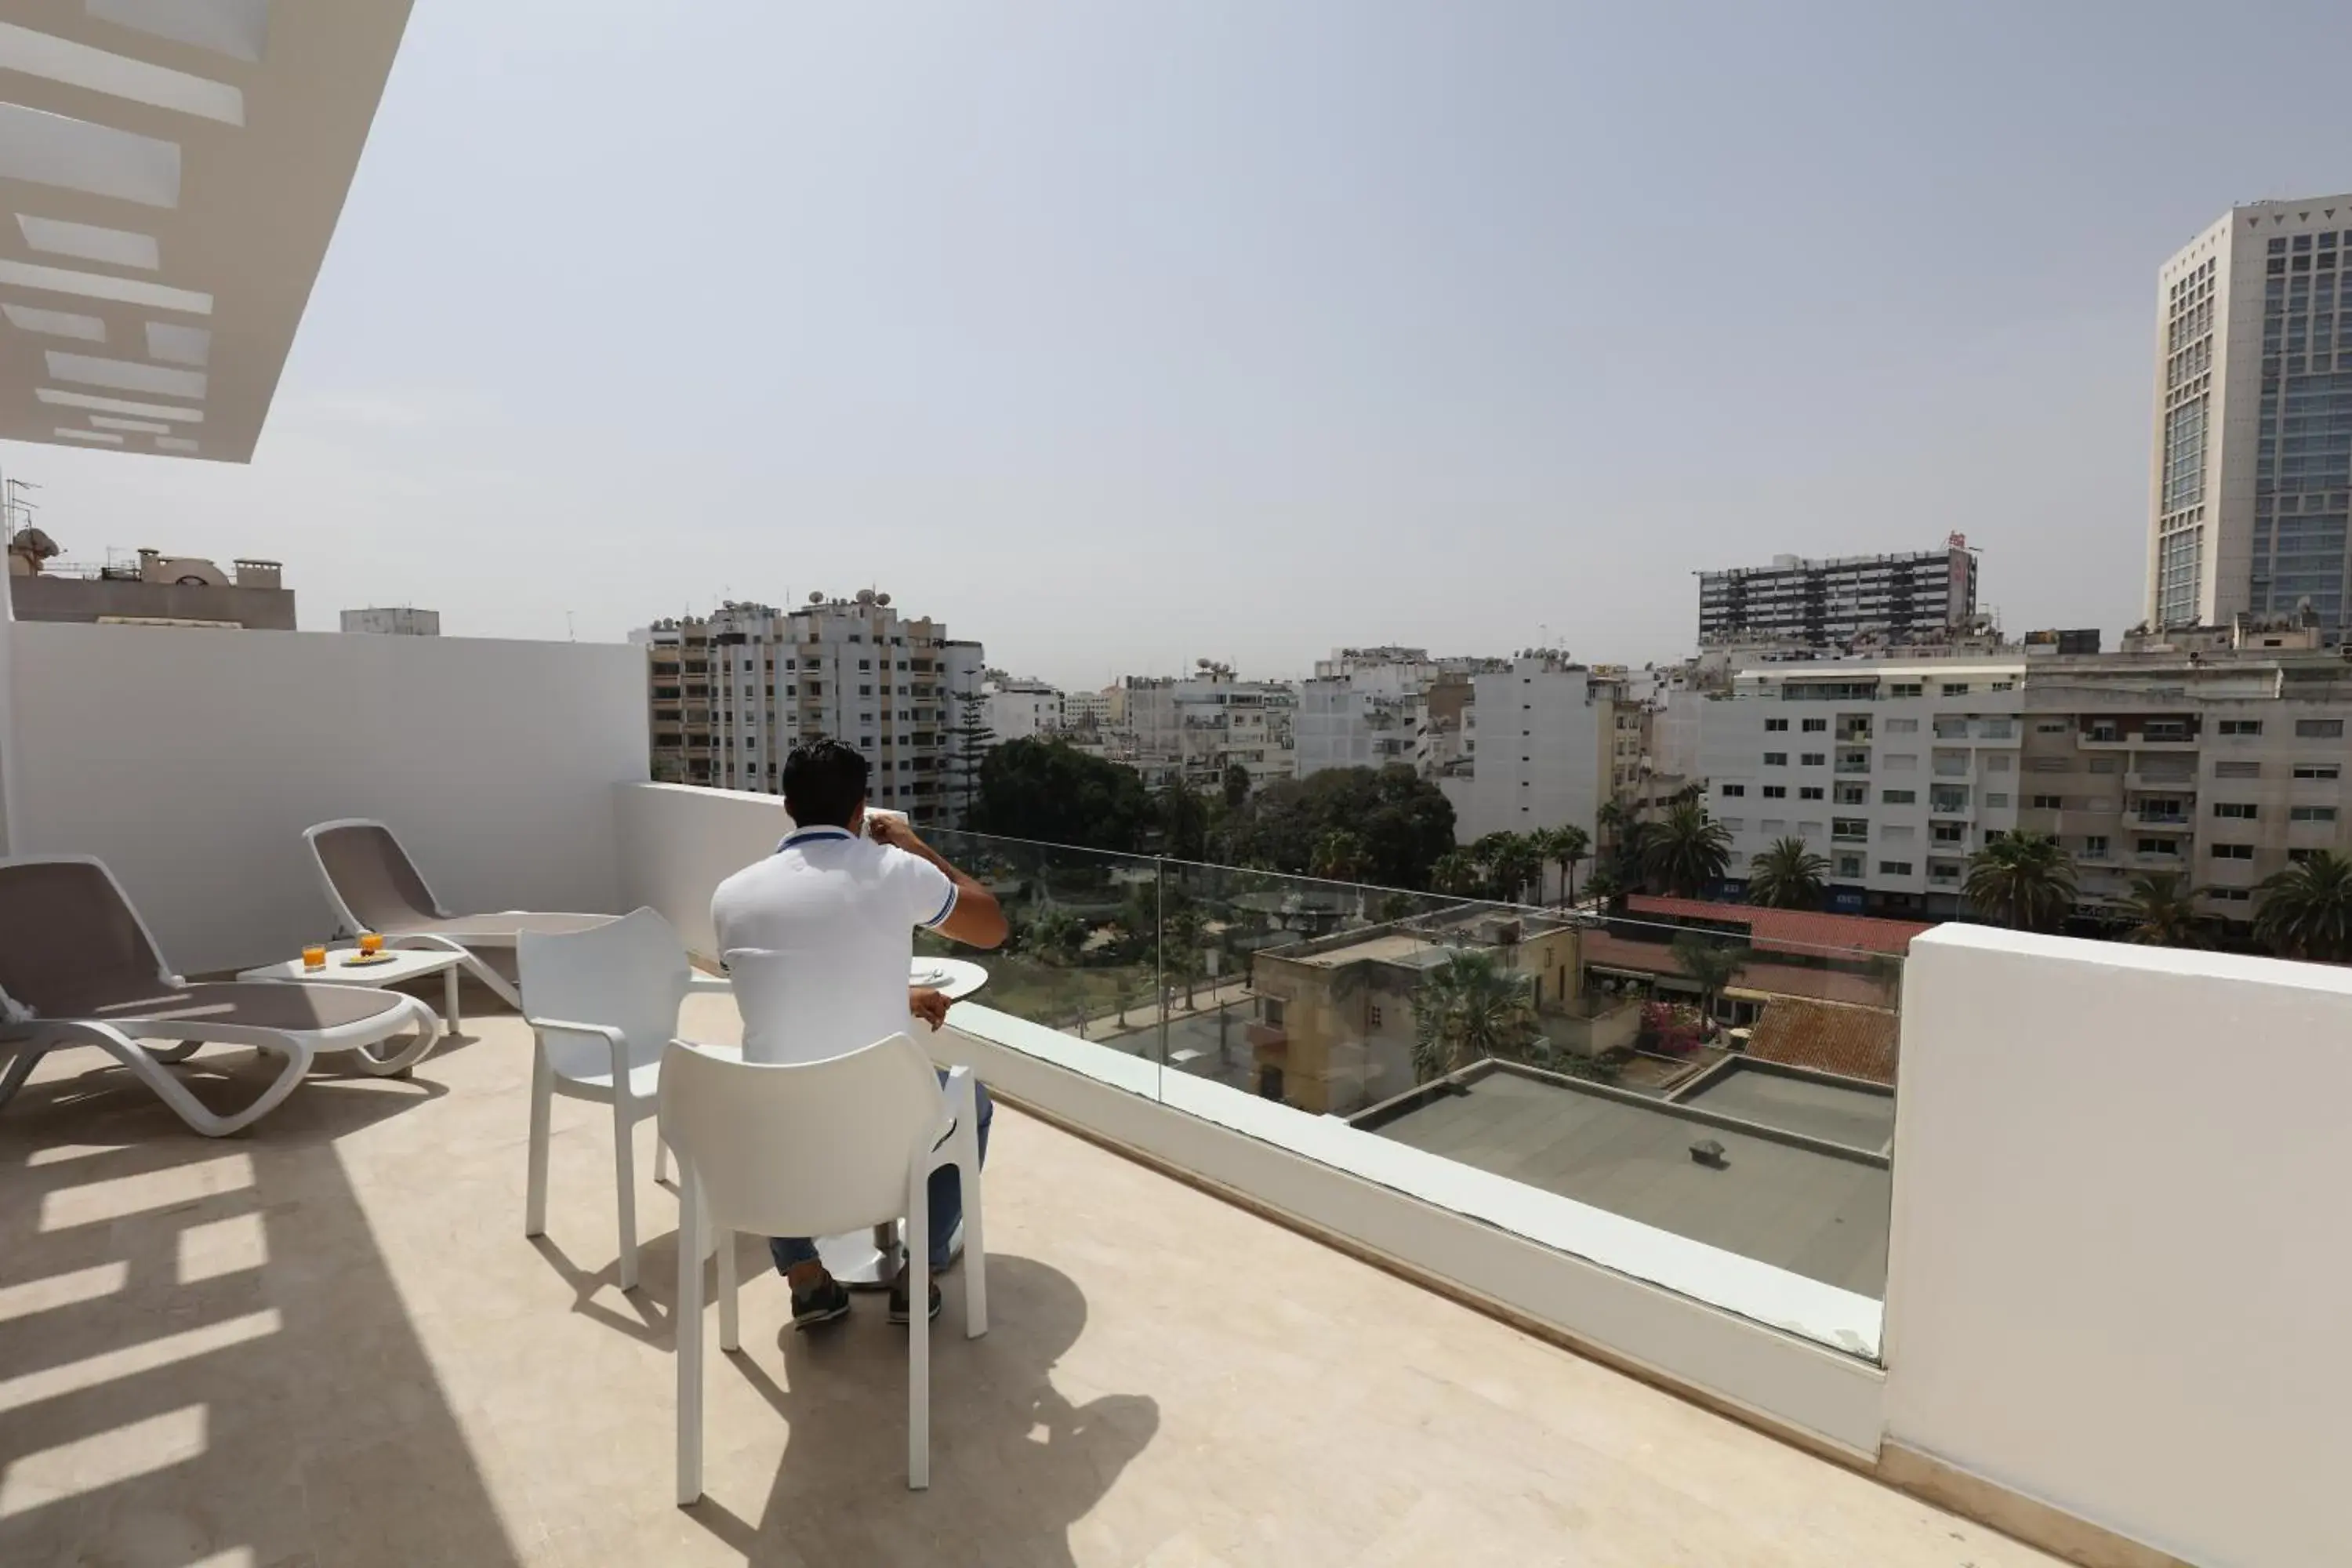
[770,1073,992,1276]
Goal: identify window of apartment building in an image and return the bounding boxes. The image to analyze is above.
[2219,719,2263,735]
[2292,805,2339,822]
[1800,752,1826,766]
[857,659,871,670]
[1985,829,2009,844]
[1984,791,2009,808]
[1835,782,1867,804]
[1260,997,1285,1028]
[1885,717,1918,733]
[2296,719,2345,739]
[1798,786,1824,800]
[2028,757,2069,772]
[1719,817,1745,833]
[1882,753,1918,771]
[2083,835,2109,858]
[2212,843,2255,860]
[1881,823,1915,841]
[1889,683,1923,698]
[1986,754,2013,771]
[2291,848,2324,863]
[2209,888,2252,903]
[1763,752,1788,765]
[1764,717,1788,731]
[2143,720,2190,742]
[2294,764,2340,779]
[1942,683,1971,696]
[858,684,873,696]
[2214,802,2259,819]
[2088,722,2121,742]
[2031,794,2064,810]
[1720,783,1745,797]
[2216,760,2262,779]
[2087,757,2123,775]
[1762,785,1788,799]
[2137,838,2180,856]
[1802,717,1827,732]
[2035,720,2068,734]
[1879,860,1915,876]
[1835,855,1864,878]
[1991,681,2016,692]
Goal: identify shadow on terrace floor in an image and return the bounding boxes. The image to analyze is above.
[0,1045,524,1567]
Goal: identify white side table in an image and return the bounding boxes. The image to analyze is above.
[238,946,467,1033]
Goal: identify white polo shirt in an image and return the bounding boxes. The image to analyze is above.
[710,825,958,1065]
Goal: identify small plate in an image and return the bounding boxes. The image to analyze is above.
[910,966,952,988]
[340,951,400,968]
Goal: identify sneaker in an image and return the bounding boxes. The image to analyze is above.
[790,1276,851,1331]
[887,1277,942,1325]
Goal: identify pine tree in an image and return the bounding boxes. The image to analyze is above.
[944,692,996,828]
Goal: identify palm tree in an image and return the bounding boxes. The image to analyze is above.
[1164,906,1208,1009]
[1484,834,1544,906]
[2118,870,2212,948]
[1584,864,1624,908]
[1642,800,1732,898]
[1535,824,1592,907]
[2253,851,2352,962]
[1746,837,1828,909]
[1595,799,1630,851]
[1668,933,1748,1025]
[1308,829,1367,883]
[1428,849,1483,898]
[1963,833,2077,931]
[1410,949,1537,1083]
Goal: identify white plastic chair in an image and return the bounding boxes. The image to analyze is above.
[662,1033,988,1500]
[517,907,727,1291]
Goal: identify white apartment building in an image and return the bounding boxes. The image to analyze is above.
[1699,544,1977,648]
[1448,655,1642,843]
[2020,655,2352,924]
[981,673,1063,744]
[339,606,440,636]
[640,592,984,812]
[1702,660,2027,916]
[1119,666,1297,792]
[2148,193,2352,633]
[1697,648,2352,922]
[1061,688,1113,731]
[1295,677,1421,775]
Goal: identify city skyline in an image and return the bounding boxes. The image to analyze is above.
[8,3,2352,691]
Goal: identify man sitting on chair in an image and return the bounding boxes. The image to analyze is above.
[712,739,1009,1329]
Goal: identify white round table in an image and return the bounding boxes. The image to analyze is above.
[816,956,988,1289]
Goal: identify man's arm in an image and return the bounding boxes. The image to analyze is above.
[868,816,1009,949]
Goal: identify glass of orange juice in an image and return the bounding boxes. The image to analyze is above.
[302,943,328,971]
[358,932,383,957]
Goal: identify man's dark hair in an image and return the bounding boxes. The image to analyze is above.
[782,739,870,828]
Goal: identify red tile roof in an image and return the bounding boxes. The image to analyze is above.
[1581,931,1897,1009]
[1744,997,1900,1086]
[1623,895,1932,958]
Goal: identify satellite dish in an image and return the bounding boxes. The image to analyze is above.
[874,592,891,607]
[808,590,825,604]
[856,588,876,604]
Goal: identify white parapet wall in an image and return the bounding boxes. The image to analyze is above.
[8,623,648,973]
[1884,924,2343,1568]
[615,782,794,960]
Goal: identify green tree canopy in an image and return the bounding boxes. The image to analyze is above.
[1411,949,1538,1083]
[1642,800,1732,897]
[1534,824,1592,906]
[966,738,1156,852]
[1216,765,1457,890]
[1746,837,1828,909]
[1963,833,2077,931]
[2118,870,2211,948]
[2253,851,2352,962]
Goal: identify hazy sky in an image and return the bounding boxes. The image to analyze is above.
[10,2,2352,688]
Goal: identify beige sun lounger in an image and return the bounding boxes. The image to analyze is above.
[303,819,614,1007]
[0,857,441,1138]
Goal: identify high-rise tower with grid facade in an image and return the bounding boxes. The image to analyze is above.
[2149,194,2352,633]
